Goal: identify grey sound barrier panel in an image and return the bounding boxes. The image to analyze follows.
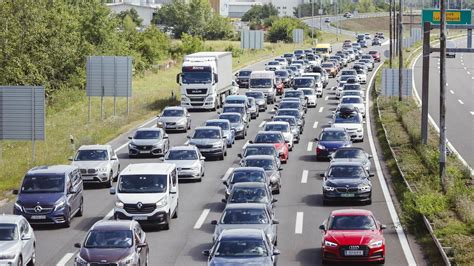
[240,30,264,49]
[86,56,133,97]
[381,69,413,96]
[0,86,45,140]
[292,29,304,44]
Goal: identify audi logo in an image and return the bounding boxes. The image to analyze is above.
[34,205,43,213]
[348,245,360,250]
[137,202,143,209]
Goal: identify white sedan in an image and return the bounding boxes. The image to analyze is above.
[0,215,36,266]
[297,88,317,108]
[339,95,366,117]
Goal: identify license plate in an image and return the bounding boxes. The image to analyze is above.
[30,215,46,220]
[82,176,94,180]
[341,193,355,197]
[344,250,364,256]
[133,216,148,221]
[139,150,151,154]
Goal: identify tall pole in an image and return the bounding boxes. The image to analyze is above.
[439,0,448,192]
[398,0,403,101]
[421,22,431,144]
[389,0,393,67]
[311,0,315,42]
[319,0,322,30]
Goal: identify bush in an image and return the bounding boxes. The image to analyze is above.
[180,33,205,55]
[267,17,315,43]
[225,45,243,58]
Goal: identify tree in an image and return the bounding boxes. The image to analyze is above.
[116,8,143,27]
[242,4,278,27]
[267,17,313,43]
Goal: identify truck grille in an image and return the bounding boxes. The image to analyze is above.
[124,203,156,214]
[186,88,207,95]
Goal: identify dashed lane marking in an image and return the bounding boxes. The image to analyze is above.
[307,142,313,152]
[295,212,304,234]
[56,253,76,266]
[318,107,324,113]
[259,121,266,127]
[193,209,211,229]
[313,121,319,128]
[449,90,454,95]
[458,99,464,105]
[301,170,308,184]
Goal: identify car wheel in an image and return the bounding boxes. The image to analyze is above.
[162,213,171,230]
[289,145,293,151]
[106,171,113,188]
[224,148,227,156]
[114,165,121,182]
[172,204,178,219]
[274,188,280,194]
[17,256,22,266]
[76,197,84,217]
[220,153,225,160]
[187,121,191,130]
[63,209,71,228]
[274,237,278,246]
[145,251,149,266]
[367,197,372,205]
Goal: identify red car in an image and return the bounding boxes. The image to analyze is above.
[368,50,381,62]
[319,209,386,264]
[251,131,289,163]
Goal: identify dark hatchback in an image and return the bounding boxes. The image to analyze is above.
[235,70,252,88]
[314,128,352,161]
[321,162,373,205]
[74,220,148,266]
[13,165,84,227]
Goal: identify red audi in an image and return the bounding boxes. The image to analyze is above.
[251,131,289,163]
[319,209,386,264]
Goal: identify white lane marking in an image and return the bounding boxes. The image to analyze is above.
[467,71,471,75]
[458,99,464,105]
[103,209,114,220]
[313,121,319,129]
[306,142,313,152]
[56,253,76,266]
[368,63,416,265]
[259,121,266,127]
[139,117,157,128]
[449,90,454,95]
[115,142,129,153]
[318,107,324,113]
[470,111,474,116]
[194,209,210,229]
[324,95,329,101]
[222,167,235,181]
[464,66,467,70]
[472,77,474,80]
[295,212,304,234]
[301,170,308,183]
[243,140,249,149]
[446,83,448,86]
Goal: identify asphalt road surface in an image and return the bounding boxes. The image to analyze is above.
[0,41,416,266]
[413,36,474,170]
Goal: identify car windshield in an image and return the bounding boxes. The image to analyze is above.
[343,85,361,91]
[302,89,313,95]
[273,117,296,126]
[341,70,356,75]
[279,102,300,109]
[334,149,365,159]
[239,71,252,76]
[322,63,334,68]
[230,171,266,184]
[329,215,376,230]
[118,174,167,193]
[214,239,268,257]
[335,112,361,123]
[219,114,240,123]
[244,159,275,170]
[264,124,289,132]
[342,91,360,97]
[274,71,288,78]
[249,79,272,88]
[288,66,298,72]
[229,188,269,203]
[284,91,302,98]
[221,208,269,224]
[268,62,279,65]
[84,230,133,249]
[246,92,263,99]
[21,175,64,193]
[320,131,348,141]
[340,76,353,82]
[75,149,108,161]
[328,166,366,178]
[223,106,244,115]
[193,129,220,139]
[293,79,314,87]
[341,97,362,104]
[255,133,283,144]
[166,150,198,160]
[134,130,161,139]
[226,99,245,105]
[284,53,293,57]
[369,51,377,55]
[206,121,229,130]
[162,109,184,117]
[277,110,299,118]
[0,224,17,241]
[244,146,276,157]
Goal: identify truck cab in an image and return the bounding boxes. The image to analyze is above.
[249,71,276,104]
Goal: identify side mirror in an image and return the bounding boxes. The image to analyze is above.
[272,219,280,224]
[187,114,191,117]
[381,224,387,230]
[222,181,228,187]
[201,156,206,160]
[272,198,278,203]
[314,137,319,141]
[202,250,210,257]
[211,220,218,225]
[214,73,218,83]
[12,189,19,195]
[221,199,227,203]
[278,167,283,171]
[186,136,191,139]
[111,156,118,160]
[328,121,333,125]
[137,242,148,248]
[237,153,242,158]
[69,188,78,194]
[319,224,326,230]
[248,140,253,144]
[369,173,375,177]
[368,155,373,159]
[170,187,177,194]
[110,187,116,195]
[176,73,181,84]
[164,134,169,139]
[68,156,74,161]
[21,234,31,240]
[74,243,81,248]
[273,249,281,256]
[320,173,325,177]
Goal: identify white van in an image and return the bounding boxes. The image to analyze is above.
[249,71,277,104]
[110,163,178,230]
[446,40,456,58]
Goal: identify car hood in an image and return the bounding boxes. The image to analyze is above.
[79,247,133,263]
[0,241,20,255]
[72,161,109,169]
[130,139,161,146]
[210,256,273,266]
[319,141,350,150]
[331,158,366,165]
[158,117,186,123]
[17,192,64,208]
[189,139,221,146]
[117,193,166,204]
[325,177,367,187]
[327,230,381,246]
[230,122,243,129]
[164,160,199,168]
[255,99,266,105]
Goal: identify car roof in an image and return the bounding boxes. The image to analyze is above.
[27,165,77,175]
[120,163,175,175]
[245,143,276,149]
[331,209,374,216]
[226,95,247,100]
[219,228,264,240]
[335,147,365,152]
[243,155,276,160]
[219,112,241,117]
[206,119,230,124]
[232,167,266,172]
[256,131,283,135]
[169,145,198,151]
[194,126,221,131]
[78,144,111,150]
[0,214,26,224]
[265,121,289,126]
[223,103,245,107]
[163,106,185,110]
[329,161,365,167]
[224,203,267,210]
[322,127,346,132]
[273,115,296,120]
[136,127,163,132]
[91,220,135,231]
[231,182,268,188]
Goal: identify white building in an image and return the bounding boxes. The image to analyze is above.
[220,0,303,18]
[107,0,169,26]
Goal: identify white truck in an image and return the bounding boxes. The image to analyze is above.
[177,52,233,111]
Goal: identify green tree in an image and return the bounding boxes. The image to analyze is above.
[357,0,376,13]
[267,17,313,43]
[116,8,143,27]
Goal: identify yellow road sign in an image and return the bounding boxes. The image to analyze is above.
[432,11,461,22]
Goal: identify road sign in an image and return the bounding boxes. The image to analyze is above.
[318,9,323,15]
[381,69,413,97]
[422,9,472,25]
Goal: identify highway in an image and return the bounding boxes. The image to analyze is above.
[303,13,388,37]
[413,36,474,169]
[0,42,417,266]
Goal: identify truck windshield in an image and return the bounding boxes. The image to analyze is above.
[250,79,272,88]
[181,71,212,84]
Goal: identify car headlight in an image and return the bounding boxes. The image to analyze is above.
[236,124,244,131]
[14,202,23,211]
[75,255,88,266]
[152,142,163,148]
[115,201,124,208]
[317,144,326,150]
[324,240,338,247]
[119,253,136,266]
[0,253,16,260]
[128,143,137,149]
[357,129,363,132]
[323,185,335,191]
[54,199,66,211]
[369,240,383,248]
[156,196,168,208]
[358,185,371,192]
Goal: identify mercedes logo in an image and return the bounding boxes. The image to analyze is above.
[34,205,43,213]
[137,202,143,209]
